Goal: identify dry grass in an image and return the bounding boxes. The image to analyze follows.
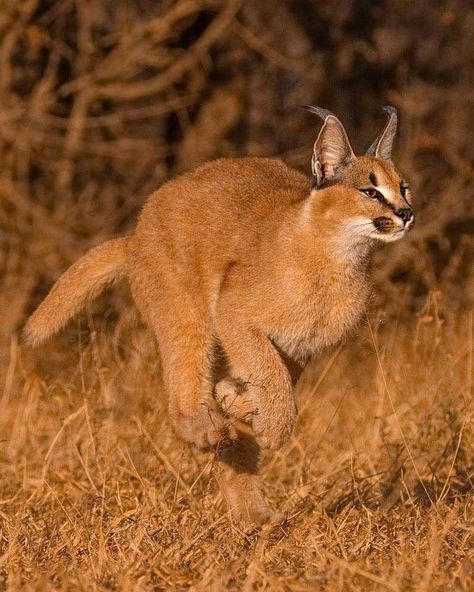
[1,301,472,591]
[1,0,473,366]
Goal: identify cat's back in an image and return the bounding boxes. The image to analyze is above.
[189,157,309,210]
[130,157,309,297]
[141,157,308,229]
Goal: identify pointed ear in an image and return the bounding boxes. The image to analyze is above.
[304,106,355,189]
[366,106,398,161]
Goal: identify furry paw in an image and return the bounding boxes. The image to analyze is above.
[170,402,237,450]
[252,396,297,450]
[215,379,296,450]
[215,379,257,420]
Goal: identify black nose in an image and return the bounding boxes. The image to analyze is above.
[395,208,413,224]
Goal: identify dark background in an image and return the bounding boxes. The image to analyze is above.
[0,0,472,363]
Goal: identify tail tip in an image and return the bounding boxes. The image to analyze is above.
[23,319,47,348]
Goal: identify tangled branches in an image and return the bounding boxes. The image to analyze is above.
[0,0,472,364]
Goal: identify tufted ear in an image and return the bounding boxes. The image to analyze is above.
[366,106,398,161]
[304,106,355,189]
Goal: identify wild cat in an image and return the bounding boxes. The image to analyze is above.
[25,106,414,525]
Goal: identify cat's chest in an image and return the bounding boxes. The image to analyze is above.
[269,270,369,360]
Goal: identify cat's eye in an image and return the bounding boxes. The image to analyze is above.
[400,183,409,199]
[361,188,379,200]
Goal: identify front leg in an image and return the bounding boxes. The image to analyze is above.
[216,321,297,450]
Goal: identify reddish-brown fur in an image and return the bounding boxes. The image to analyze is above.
[25,109,413,524]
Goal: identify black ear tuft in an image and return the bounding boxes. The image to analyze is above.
[302,105,337,120]
[366,106,398,161]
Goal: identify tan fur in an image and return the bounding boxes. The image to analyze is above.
[25,110,413,525]
[25,237,128,346]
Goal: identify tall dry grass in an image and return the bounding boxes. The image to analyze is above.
[0,0,472,362]
[0,0,473,589]
[1,308,473,590]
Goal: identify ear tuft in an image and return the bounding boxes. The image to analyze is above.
[305,105,355,189]
[366,105,398,161]
[302,105,337,120]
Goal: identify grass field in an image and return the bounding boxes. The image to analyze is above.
[0,299,472,591]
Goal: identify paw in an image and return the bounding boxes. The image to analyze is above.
[231,500,274,529]
[215,379,297,450]
[252,380,297,450]
[252,390,297,450]
[215,379,256,421]
[219,471,276,528]
[222,482,285,529]
[170,403,237,450]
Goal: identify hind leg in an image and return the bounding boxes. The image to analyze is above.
[130,269,233,450]
[217,421,280,527]
[159,319,236,449]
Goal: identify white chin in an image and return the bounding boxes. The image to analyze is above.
[370,230,405,243]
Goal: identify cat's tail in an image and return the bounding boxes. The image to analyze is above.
[24,237,129,346]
